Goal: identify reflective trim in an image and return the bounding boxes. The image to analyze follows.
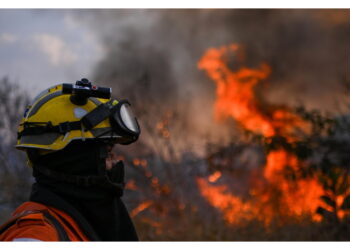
[74,107,88,119]
[17,133,122,151]
[18,129,121,147]
[91,127,120,138]
[13,238,42,241]
[20,133,61,145]
[31,84,61,105]
[28,91,62,118]
[89,97,102,106]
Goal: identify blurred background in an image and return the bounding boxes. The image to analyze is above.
[1,9,350,240]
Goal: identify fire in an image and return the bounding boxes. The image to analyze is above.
[156,112,173,139]
[130,200,153,218]
[197,44,325,224]
[133,158,147,166]
[208,171,222,183]
[197,177,258,224]
[265,150,324,218]
[198,44,273,137]
[125,179,138,191]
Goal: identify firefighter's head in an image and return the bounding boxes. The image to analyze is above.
[16,78,140,175]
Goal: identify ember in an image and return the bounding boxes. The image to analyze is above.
[130,200,154,218]
[208,171,222,183]
[125,179,138,191]
[197,177,258,224]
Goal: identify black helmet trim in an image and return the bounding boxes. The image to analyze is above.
[81,102,111,130]
[28,93,103,120]
[27,91,62,118]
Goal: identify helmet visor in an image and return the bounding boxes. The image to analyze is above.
[119,103,140,134]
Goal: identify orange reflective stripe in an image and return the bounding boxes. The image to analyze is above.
[48,206,89,241]
[0,215,58,241]
[0,202,90,241]
[16,214,46,228]
[17,213,45,222]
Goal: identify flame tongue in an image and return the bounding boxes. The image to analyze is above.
[199,44,274,137]
[197,44,324,225]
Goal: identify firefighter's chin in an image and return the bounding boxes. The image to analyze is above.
[106,153,118,170]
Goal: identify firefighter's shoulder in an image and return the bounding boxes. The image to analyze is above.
[0,201,91,241]
[0,203,59,241]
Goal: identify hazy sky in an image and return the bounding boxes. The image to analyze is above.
[0,10,103,97]
[2,9,350,113]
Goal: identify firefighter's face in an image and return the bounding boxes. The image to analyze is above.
[105,144,117,170]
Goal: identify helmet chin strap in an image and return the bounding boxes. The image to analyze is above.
[97,145,108,176]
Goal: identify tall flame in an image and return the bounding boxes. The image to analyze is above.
[199,44,274,137]
[197,44,324,224]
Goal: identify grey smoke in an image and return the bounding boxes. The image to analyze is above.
[72,9,350,155]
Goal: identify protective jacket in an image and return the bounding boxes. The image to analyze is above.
[0,141,139,241]
[0,180,138,241]
[0,201,89,241]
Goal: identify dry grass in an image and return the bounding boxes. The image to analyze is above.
[132,209,350,241]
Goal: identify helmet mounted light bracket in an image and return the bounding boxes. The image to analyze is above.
[62,78,112,106]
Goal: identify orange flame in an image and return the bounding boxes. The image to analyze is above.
[197,44,325,224]
[130,200,153,218]
[208,171,222,183]
[265,150,324,219]
[156,112,172,139]
[197,177,259,224]
[125,179,138,191]
[198,44,274,137]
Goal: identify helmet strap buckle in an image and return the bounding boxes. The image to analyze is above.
[58,122,70,134]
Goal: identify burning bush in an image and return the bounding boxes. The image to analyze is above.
[90,39,350,240]
[195,44,350,239]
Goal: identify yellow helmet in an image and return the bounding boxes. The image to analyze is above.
[16,78,140,152]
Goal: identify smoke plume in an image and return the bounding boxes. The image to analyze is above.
[75,9,350,155]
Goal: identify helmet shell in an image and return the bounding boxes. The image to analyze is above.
[16,84,120,152]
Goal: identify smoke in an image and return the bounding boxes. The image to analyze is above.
[74,9,350,155]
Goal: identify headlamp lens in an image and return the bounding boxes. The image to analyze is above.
[119,103,139,134]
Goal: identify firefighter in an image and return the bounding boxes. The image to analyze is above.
[0,79,140,241]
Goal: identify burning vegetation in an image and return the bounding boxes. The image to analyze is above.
[118,43,350,240]
[197,44,325,224]
[196,44,350,231]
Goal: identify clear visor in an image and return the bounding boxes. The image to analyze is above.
[120,103,139,133]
